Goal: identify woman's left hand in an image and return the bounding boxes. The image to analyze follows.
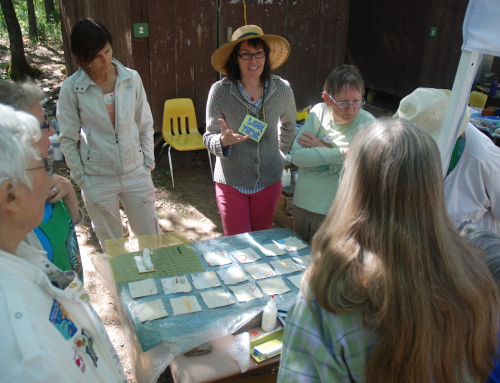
[297,132,328,148]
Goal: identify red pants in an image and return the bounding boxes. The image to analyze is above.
[215,181,282,236]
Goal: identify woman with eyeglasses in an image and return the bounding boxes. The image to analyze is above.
[0,103,126,382]
[0,80,83,280]
[291,65,375,243]
[205,25,296,236]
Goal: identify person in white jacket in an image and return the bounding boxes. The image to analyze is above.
[57,18,159,251]
[394,88,500,234]
[0,103,126,382]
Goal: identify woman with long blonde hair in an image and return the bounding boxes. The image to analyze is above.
[278,118,500,383]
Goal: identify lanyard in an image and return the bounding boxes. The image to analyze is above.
[245,96,266,123]
[237,83,266,123]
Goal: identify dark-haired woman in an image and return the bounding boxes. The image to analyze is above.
[57,18,159,251]
[204,25,296,236]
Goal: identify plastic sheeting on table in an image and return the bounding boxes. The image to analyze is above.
[91,228,310,383]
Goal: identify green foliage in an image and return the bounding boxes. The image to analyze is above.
[0,0,62,41]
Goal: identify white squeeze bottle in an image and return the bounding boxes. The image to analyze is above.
[261,295,277,332]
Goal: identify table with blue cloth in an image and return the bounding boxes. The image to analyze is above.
[98,228,310,383]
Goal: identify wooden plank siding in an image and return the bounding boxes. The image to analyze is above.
[346,0,467,98]
[58,0,349,131]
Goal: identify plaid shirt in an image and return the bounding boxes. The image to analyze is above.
[278,292,377,383]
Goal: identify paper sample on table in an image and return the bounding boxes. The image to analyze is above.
[191,271,221,289]
[233,248,261,263]
[257,278,291,295]
[270,258,302,275]
[245,263,277,280]
[170,296,202,316]
[259,242,286,256]
[216,266,249,285]
[161,275,192,294]
[129,278,158,298]
[134,299,168,322]
[228,282,264,302]
[287,273,304,289]
[200,288,236,309]
[279,237,308,252]
[293,255,311,269]
[202,250,232,266]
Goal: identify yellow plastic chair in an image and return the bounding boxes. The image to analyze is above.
[159,98,213,188]
[469,91,488,109]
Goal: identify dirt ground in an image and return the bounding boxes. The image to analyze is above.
[1,36,396,383]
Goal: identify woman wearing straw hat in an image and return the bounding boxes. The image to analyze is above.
[204,25,296,236]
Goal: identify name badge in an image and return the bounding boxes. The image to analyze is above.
[238,114,268,142]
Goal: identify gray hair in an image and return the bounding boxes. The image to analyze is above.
[0,79,45,112]
[459,223,500,287]
[323,64,365,98]
[0,103,42,189]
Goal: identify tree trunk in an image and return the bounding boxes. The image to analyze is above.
[44,0,55,23]
[26,0,37,41]
[0,0,40,80]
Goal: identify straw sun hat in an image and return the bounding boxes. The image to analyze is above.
[211,25,290,75]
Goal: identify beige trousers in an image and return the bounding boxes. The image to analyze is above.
[81,165,160,251]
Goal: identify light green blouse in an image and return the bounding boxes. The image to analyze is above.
[291,103,375,215]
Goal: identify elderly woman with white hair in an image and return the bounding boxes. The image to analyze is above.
[0,103,125,382]
[0,79,83,279]
[394,87,500,234]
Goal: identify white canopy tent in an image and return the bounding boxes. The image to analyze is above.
[437,0,500,175]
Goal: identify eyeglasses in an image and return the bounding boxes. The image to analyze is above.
[27,158,54,176]
[237,51,266,60]
[328,94,365,109]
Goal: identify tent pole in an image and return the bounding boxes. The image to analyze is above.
[437,50,483,176]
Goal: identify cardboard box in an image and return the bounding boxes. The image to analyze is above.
[274,207,293,229]
[277,194,294,211]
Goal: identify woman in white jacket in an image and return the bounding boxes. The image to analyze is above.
[58,19,159,251]
[0,104,126,382]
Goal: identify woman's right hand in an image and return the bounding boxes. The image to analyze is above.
[219,118,251,148]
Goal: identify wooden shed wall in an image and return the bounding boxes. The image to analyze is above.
[58,0,349,132]
[346,0,468,98]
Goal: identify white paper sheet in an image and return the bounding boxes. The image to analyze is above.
[199,289,236,309]
[134,299,168,322]
[257,278,291,295]
[216,266,249,285]
[259,242,286,256]
[228,282,264,302]
[287,273,304,289]
[244,263,277,280]
[161,276,192,294]
[279,237,308,252]
[170,296,202,316]
[270,259,302,275]
[191,271,221,289]
[202,250,232,266]
[293,255,311,270]
[129,278,158,298]
[233,248,261,263]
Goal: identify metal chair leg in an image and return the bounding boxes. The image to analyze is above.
[158,141,168,163]
[168,145,175,189]
[207,149,214,182]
